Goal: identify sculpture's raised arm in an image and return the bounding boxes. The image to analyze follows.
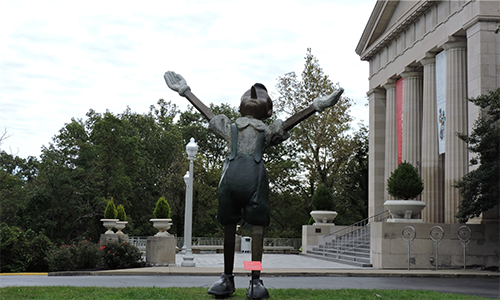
[164,71,215,120]
[282,87,344,131]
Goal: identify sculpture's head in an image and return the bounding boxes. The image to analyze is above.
[239,83,273,120]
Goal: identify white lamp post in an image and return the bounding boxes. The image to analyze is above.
[182,137,198,267]
[181,171,190,255]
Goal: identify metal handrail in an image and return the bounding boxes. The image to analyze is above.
[320,210,391,257]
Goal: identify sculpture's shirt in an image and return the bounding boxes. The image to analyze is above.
[209,115,290,156]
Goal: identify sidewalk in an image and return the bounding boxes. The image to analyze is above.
[51,253,500,278]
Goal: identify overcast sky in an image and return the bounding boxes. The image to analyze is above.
[1,0,375,159]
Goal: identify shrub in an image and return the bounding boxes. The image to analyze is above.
[26,232,53,272]
[74,239,102,270]
[100,239,143,270]
[104,198,117,219]
[154,196,171,218]
[45,244,77,272]
[116,205,127,221]
[45,238,143,272]
[386,161,424,200]
[0,223,53,273]
[312,185,334,211]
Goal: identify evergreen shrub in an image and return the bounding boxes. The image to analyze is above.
[104,198,117,219]
[386,161,424,200]
[312,185,334,211]
[116,205,127,221]
[154,196,171,218]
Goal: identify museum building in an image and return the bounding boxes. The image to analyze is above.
[356,0,499,224]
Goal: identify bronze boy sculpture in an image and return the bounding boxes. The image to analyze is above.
[164,71,343,299]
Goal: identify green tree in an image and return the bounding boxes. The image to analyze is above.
[7,100,185,243]
[0,152,38,226]
[455,88,500,222]
[275,49,363,223]
[386,161,424,200]
[331,125,369,224]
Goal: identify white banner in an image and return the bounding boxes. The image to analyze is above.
[436,51,446,154]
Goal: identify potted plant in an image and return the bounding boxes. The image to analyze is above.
[115,204,128,235]
[384,161,426,220]
[309,185,338,224]
[150,196,172,236]
[101,197,119,234]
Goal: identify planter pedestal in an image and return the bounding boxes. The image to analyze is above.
[146,235,176,266]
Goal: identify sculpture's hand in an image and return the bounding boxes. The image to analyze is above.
[312,88,344,112]
[164,71,191,96]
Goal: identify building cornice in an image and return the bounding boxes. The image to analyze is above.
[357,0,437,62]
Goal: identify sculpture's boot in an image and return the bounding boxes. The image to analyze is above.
[246,278,270,299]
[208,273,235,296]
[208,224,237,296]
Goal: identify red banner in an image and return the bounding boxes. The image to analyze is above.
[396,78,404,164]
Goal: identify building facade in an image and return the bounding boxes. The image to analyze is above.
[356,0,500,224]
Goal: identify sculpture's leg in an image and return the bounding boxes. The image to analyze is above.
[247,225,270,299]
[208,224,236,296]
[251,225,264,279]
[224,223,237,275]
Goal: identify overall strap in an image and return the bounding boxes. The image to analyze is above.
[229,123,238,161]
[253,130,265,163]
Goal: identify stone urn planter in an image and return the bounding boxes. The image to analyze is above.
[310,211,338,224]
[115,221,128,235]
[385,161,425,222]
[100,219,118,235]
[150,219,173,236]
[384,200,426,220]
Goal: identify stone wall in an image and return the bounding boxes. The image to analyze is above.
[371,222,499,269]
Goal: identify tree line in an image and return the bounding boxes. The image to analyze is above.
[0,50,369,245]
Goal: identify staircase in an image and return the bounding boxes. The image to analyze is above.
[303,211,391,267]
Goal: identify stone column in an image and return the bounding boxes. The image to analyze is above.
[367,88,386,218]
[383,80,398,201]
[420,56,444,223]
[401,69,423,169]
[443,40,468,224]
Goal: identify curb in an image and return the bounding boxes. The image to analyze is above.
[47,268,500,278]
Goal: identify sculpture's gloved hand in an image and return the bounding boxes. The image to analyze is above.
[312,87,344,112]
[164,71,191,96]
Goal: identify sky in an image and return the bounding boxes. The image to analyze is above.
[1,0,375,159]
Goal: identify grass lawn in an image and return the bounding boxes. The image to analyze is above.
[0,286,491,299]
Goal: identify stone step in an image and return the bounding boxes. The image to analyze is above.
[302,252,372,268]
[311,247,370,259]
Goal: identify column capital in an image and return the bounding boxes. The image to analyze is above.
[384,79,397,90]
[442,37,467,50]
[401,69,423,79]
[366,87,386,97]
[420,56,435,66]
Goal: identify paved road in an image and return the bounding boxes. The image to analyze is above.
[1,275,499,298]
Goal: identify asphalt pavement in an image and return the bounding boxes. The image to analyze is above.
[1,253,499,298]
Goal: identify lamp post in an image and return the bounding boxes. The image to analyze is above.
[181,171,190,255]
[182,138,198,267]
